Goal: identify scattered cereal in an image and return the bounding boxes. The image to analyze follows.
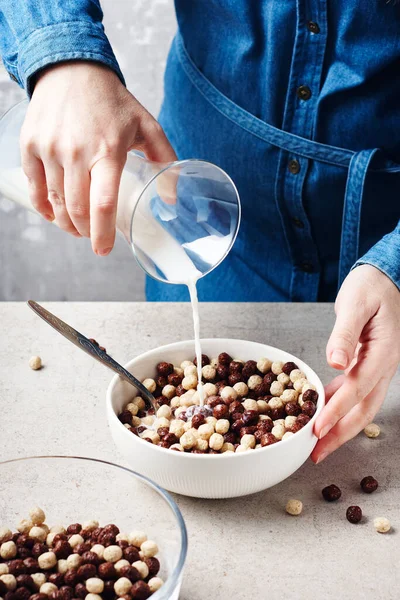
[374,517,391,533]
[322,484,342,502]
[360,476,378,494]
[286,499,303,515]
[364,423,380,438]
[29,356,42,370]
[346,506,362,524]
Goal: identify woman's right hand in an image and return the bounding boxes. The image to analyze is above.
[20,61,177,256]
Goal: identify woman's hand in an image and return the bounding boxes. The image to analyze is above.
[20,61,177,255]
[311,264,400,464]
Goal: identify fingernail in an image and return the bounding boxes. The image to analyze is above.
[44,214,55,222]
[331,349,348,368]
[319,423,333,439]
[316,452,328,464]
[97,247,112,256]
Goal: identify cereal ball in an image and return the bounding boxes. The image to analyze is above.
[220,386,238,401]
[256,358,272,374]
[302,382,317,394]
[132,560,149,580]
[31,573,46,589]
[141,430,160,444]
[195,424,212,442]
[180,431,197,450]
[128,532,147,551]
[38,552,57,570]
[161,385,176,401]
[374,517,391,533]
[17,520,33,534]
[281,389,298,404]
[170,443,184,452]
[169,419,185,438]
[68,534,84,548]
[40,524,49,534]
[180,360,194,370]
[268,397,284,410]
[114,560,130,574]
[270,381,284,397]
[235,445,249,453]
[243,398,258,411]
[140,541,158,559]
[240,434,256,449]
[156,404,172,419]
[209,433,224,451]
[271,361,284,375]
[45,533,56,547]
[148,577,164,593]
[141,415,155,427]
[86,578,104,594]
[29,356,42,370]
[0,528,12,544]
[206,416,217,428]
[256,400,269,414]
[247,375,263,390]
[290,369,305,383]
[57,559,68,574]
[132,396,146,411]
[142,378,156,393]
[202,365,216,381]
[103,545,123,563]
[114,578,132,597]
[126,403,139,416]
[184,364,198,378]
[233,382,248,397]
[39,582,58,596]
[271,423,285,440]
[66,553,82,569]
[282,432,294,440]
[131,416,141,427]
[173,366,184,377]
[0,541,16,559]
[221,442,235,453]
[170,397,180,409]
[180,394,196,408]
[0,574,16,591]
[86,595,102,600]
[346,506,362,524]
[286,499,303,516]
[364,423,380,438]
[285,416,298,430]
[203,382,217,397]
[277,372,290,385]
[215,419,230,435]
[0,564,8,576]
[182,375,198,390]
[29,507,46,525]
[195,438,209,452]
[292,378,306,392]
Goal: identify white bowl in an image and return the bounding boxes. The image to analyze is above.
[107,339,325,499]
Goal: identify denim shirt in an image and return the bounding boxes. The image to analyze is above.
[0,0,399,301]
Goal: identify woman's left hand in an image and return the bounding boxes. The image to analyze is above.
[311,264,400,464]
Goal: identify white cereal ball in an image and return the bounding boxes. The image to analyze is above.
[259,415,272,423]
[174,366,184,377]
[179,394,196,408]
[281,389,298,404]
[29,506,46,525]
[57,559,68,574]
[198,423,215,440]
[68,534,84,548]
[40,583,58,596]
[184,364,198,378]
[206,416,217,427]
[0,564,8,575]
[148,577,164,593]
[66,553,82,569]
[0,528,12,544]
[364,423,381,438]
[210,357,219,368]
[286,499,303,515]
[243,398,258,411]
[174,407,186,419]
[170,419,185,438]
[240,434,256,449]
[247,374,262,390]
[302,382,317,393]
[0,574,16,591]
[81,519,98,532]
[86,579,104,594]
[182,375,198,390]
[202,365,216,381]
[142,378,156,393]
[103,545,123,563]
[274,418,285,427]
[293,378,307,392]
[132,560,149,580]
[156,404,172,419]
[31,573,46,589]
[195,438,209,452]
[257,400,269,414]
[170,443,184,452]
[285,416,297,430]
[233,382,248,397]
[129,531,148,548]
[126,402,139,416]
[141,430,160,444]
[29,356,42,370]
[170,397,180,409]
[161,385,176,400]
[86,595,102,600]
[272,423,285,440]
[374,517,391,533]
[40,524,49,535]
[298,394,304,407]
[282,432,294,440]
[290,369,305,383]
[270,381,284,397]
[38,551,57,570]
[140,540,158,558]
[277,372,290,385]
[235,445,249,453]
[203,382,217,397]
[180,431,197,450]
[221,442,235,453]
[90,544,105,560]
[17,519,33,534]
[209,433,224,451]
[268,397,284,410]
[131,416,141,427]
[257,357,272,374]
[220,386,238,401]
[215,419,230,435]
[155,417,171,430]
[181,360,194,370]
[132,396,146,411]
[271,361,284,375]
[0,541,16,559]
[116,533,129,543]
[141,415,155,427]
[46,533,57,547]
[114,559,130,574]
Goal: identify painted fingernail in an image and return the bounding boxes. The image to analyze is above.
[319,423,333,439]
[331,349,347,368]
[97,247,112,256]
[316,452,328,464]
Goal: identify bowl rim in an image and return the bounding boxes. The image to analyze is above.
[0,455,188,599]
[107,338,325,460]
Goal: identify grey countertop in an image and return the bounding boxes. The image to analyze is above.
[0,302,399,599]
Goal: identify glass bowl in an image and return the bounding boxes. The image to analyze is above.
[0,456,187,600]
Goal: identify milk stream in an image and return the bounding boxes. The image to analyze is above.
[187,277,204,407]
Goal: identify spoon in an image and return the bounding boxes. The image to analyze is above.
[27,300,158,412]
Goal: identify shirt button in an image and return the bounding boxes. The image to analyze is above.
[297,85,312,101]
[307,21,320,34]
[299,262,314,273]
[288,159,300,174]
[292,217,304,229]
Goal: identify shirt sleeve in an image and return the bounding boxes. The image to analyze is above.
[353,221,400,291]
[0,0,125,96]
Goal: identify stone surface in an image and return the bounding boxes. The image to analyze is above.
[0,302,399,598]
[0,0,176,300]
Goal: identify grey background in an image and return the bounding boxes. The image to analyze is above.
[0,0,176,301]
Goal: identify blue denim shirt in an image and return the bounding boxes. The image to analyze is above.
[0,0,399,301]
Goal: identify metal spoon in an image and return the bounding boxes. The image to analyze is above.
[27,300,158,412]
